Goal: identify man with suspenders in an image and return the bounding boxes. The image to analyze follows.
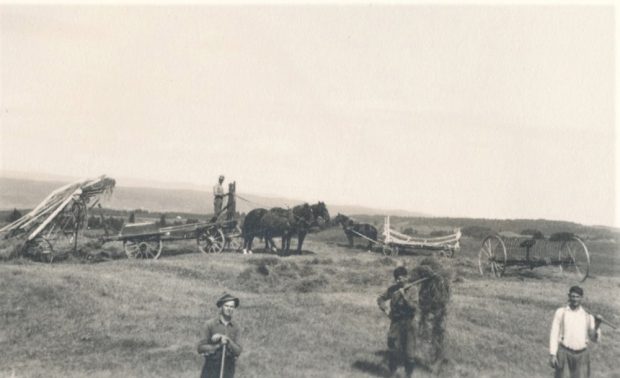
[549,286,602,378]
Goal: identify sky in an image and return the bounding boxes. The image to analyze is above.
[0,4,616,226]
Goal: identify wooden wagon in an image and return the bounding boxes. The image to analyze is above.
[109,219,243,260]
[478,232,590,282]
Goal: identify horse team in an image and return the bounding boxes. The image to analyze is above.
[242,202,330,256]
[240,203,381,256]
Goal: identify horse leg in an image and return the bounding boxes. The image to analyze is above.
[243,235,252,254]
[297,231,307,255]
[346,232,354,248]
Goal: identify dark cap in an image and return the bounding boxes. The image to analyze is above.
[219,175,225,180]
[216,293,239,308]
[393,266,407,279]
[569,286,584,296]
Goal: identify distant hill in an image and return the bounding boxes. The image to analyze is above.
[0,177,425,217]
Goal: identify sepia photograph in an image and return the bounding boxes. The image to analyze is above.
[0,3,618,377]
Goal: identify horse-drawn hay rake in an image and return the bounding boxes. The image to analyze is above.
[478,232,590,282]
[0,175,116,262]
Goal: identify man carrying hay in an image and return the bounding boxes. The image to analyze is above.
[377,266,418,378]
[197,293,243,378]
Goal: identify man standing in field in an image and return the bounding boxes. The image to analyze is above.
[377,266,418,378]
[549,285,602,378]
[197,293,243,378]
[213,175,226,216]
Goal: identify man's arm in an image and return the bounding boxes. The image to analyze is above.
[588,314,602,343]
[221,334,242,357]
[377,289,390,315]
[397,286,418,312]
[197,322,219,355]
[549,308,562,367]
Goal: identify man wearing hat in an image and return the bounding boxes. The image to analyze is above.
[549,286,602,378]
[377,266,418,378]
[213,175,226,216]
[197,293,243,378]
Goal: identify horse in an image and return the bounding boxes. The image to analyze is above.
[242,202,329,255]
[309,201,330,231]
[333,213,378,251]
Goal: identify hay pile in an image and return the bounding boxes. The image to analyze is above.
[235,257,329,294]
[410,256,453,363]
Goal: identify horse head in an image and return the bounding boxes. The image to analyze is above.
[333,213,350,227]
[310,201,330,229]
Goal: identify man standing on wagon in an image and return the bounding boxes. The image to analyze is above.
[549,285,602,378]
[197,293,243,378]
[377,266,419,378]
[213,175,226,216]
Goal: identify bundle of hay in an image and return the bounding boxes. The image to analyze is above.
[410,256,453,363]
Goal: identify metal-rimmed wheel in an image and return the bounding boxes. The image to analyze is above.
[558,237,590,282]
[382,244,399,257]
[478,235,507,277]
[28,237,55,263]
[124,238,163,259]
[197,227,225,254]
[225,236,243,252]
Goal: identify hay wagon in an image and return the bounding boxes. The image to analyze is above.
[109,219,243,260]
[380,216,462,257]
[478,232,590,282]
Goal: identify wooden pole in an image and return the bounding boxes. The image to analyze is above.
[226,182,236,221]
[219,344,226,378]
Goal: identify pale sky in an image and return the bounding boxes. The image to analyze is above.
[0,5,616,226]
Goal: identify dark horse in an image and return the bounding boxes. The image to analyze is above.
[242,202,329,255]
[333,213,378,251]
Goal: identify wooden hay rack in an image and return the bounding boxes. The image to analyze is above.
[381,216,461,257]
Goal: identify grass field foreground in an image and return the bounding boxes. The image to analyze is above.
[1,232,619,378]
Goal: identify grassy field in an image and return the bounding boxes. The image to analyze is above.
[1,227,619,378]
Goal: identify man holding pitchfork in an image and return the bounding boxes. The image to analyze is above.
[198,293,243,378]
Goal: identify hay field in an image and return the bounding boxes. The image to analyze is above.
[1,229,619,378]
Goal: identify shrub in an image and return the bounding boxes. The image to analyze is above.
[462,226,493,238]
[6,208,22,223]
[521,229,545,239]
[550,232,576,242]
[402,227,417,236]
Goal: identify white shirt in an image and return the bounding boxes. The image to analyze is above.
[213,183,224,197]
[549,305,600,355]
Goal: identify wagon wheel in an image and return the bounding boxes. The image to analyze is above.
[224,225,243,252]
[197,228,225,254]
[28,237,55,263]
[478,235,507,278]
[124,237,163,259]
[225,235,243,252]
[558,237,590,282]
[382,244,399,257]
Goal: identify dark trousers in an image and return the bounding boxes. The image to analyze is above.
[200,355,236,378]
[554,345,590,378]
[214,198,223,215]
[387,317,417,377]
